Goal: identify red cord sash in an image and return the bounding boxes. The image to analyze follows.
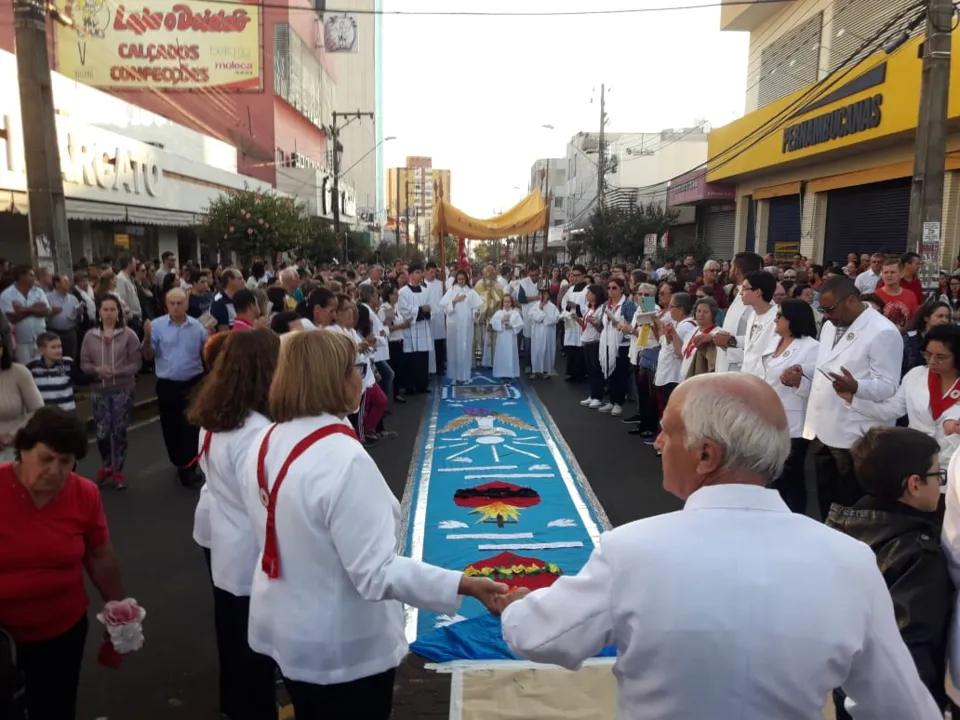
[185,430,213,469]
[256,423,360,579]
[928,371,960,420]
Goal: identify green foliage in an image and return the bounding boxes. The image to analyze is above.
[654,236,713,267]
[200,187,313,261]
[429,235,459,266]
[582,202,680,262]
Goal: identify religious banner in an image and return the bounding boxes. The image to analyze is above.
[433,190,549,240]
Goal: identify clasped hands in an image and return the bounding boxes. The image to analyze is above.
[458,575,530,616]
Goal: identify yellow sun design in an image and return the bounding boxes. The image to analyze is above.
[471,502,521,524]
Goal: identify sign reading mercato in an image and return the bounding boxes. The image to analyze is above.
[782,94,883,154]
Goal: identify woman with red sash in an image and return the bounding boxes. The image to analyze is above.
[187,329,281,719]
[679,297,721,381]
[241,331,508,718]
[839,324,960,473]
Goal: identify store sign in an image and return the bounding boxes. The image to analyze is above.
[668,169,736,206]
[781,94,883,154]
[0,115,163,197]
[53,0,261,91]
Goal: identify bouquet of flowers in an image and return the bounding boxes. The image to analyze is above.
[96,599,147,668]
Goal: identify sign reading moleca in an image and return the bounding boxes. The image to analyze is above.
[781,94,883,154]
[0,114,163,196]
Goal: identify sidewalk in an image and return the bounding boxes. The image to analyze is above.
[75,373,159,428]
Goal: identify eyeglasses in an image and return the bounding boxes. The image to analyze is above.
[608,285,619,290]
[819,300,841,314]
[923,351,954,363]
[741,286,755,293]
[775,312,784,320]
[927,469,948,486]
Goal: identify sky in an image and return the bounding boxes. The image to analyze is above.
[381,0,751,218]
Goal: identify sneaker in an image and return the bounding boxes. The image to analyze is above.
[96,467,112,487]
[598,403,614,413]
[621,413,644,424]
[580,397,593,407]
[589,399,603,410]
[111,473,127,490]
[610,405,623,417]
[644,438,658,446]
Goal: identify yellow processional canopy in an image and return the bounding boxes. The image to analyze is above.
[432,189,549,240]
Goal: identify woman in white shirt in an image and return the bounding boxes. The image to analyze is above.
[359,284,394,402]
[187,328,281,719]
[578,284,607,409]
[379,285,408,404]
[764,299,820,513]
[842,323,960,474]
[653,291,696,410]
[241,331,507,718]
[598,277,635,416]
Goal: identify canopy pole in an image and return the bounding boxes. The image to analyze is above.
[438,207,446,283]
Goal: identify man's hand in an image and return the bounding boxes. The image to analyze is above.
[945,420,960,436]
[779,365,803,389]
[422,305,431,313]
[458,575,510,615]
[492,587,531,615]
[830,366,858,396]
[713,332,732,349]
[693,333,714,349]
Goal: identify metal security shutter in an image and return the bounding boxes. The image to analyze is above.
[703,207,735,260]
[766,195,802,254]
[829,0,924,71]
[668,223,696,247]
[824,177,910,264]
[745,196,756,252]
[758,13,822,108]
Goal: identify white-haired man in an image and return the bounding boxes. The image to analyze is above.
[689,260,728,309]
[498,373,940,719]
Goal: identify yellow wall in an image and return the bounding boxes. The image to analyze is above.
[707,31,960,182]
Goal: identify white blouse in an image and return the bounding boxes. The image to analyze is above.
[655,317,696,387]
[198,412,272,596]
[241,415,463,685]
[580,307,603,344]
[761,336,820,439]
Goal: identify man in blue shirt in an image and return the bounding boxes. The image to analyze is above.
[142,288,207,488]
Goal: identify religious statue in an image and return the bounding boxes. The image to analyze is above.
[474,264,504,367]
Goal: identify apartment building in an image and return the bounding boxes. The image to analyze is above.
[386,157,452,245]
[710,0,960,263]
[528,158,568,249]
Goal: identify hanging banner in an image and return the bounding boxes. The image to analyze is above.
[323,13,360,52]
[433,190,549,241]
[54,0,262,91]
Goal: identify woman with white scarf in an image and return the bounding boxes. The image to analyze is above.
[599,277,636,417]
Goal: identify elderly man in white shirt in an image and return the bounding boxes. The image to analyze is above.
[498,372,939,720]
[699,252,762,373]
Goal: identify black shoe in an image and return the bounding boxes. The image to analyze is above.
[179,467,204,489]
[394,395,407,403]
[627,427,645,435]
[621,414,644,424]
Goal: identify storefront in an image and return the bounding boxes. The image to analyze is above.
[706,31,960,266]
[0,50,274,267]
[667,169,736,259]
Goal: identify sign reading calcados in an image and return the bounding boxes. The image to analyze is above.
[53,0,261,91]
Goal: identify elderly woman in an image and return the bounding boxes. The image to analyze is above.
[241,331,507,718]
[0,407,125,718]
[680,296,721,380]
[0,330,44,463]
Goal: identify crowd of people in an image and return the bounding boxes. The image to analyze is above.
[4,246,960,717]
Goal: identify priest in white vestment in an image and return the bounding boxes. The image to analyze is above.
[498,373,940,720]
[490,296,523,379]
[440,270,482,384]
[528,282,560,378]
[397,265,433,394]
[424,262,447,376]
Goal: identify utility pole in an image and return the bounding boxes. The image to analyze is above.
[597,83,606,214]
[331,110,374,261]
[394,167,402,247]
[907,0,953,293]
[541,162,551,270]
[14,0,73,274]
[404,179,410,247]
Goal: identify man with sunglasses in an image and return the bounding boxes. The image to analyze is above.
[826,426,952,719]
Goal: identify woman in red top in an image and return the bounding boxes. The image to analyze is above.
[0,407,125,719]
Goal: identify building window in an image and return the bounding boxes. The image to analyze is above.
[274,23,334,135]
[829,0,923,71]
[757,13,823,108]
[554,196,563,208]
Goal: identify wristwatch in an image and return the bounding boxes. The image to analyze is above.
[727,336,738,348]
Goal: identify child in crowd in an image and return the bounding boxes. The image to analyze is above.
[26,332,79,413]
[826,426,953,718]
[490,294,523,379]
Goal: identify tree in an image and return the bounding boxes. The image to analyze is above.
[581,201,680,262]
[429,235,459,266]
[473,241,493,264]
[200,187,313,262]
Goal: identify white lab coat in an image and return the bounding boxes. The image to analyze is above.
[502,484,942,720]
[714,291,752,373]
[802,307,903,449]
[490,309,523,378]
[440,284,482,383]
[740,304,779,378]
[848,365,960,468]
[760,335,820,438]
[528,300,560,374]
[242,415,463,685]
[397,284,433,353]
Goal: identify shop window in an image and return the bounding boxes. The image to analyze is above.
[757,13,823,108]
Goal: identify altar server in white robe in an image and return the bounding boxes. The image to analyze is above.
[708,252,762,373]
[397,264,433,395]
[424,262,446,376]
[440,270,482,385]
[739,270,781,378]
[839,323,960,471]
[490,295,523,379]
[560,265,589,381]
[782,275,902,520]
[498,373,941,720]
[515,263,540,362]
[528,281,560,378]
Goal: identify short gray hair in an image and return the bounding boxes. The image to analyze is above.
[679,373,790,480]
[280,267,299,283]
[637,283,656,295]
[703,260,720,272]
[358,283,377,305]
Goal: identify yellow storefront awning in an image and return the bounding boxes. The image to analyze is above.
[808,152,960,193]
[432,190,548,240]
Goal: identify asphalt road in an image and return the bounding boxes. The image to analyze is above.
[73,375,679,719]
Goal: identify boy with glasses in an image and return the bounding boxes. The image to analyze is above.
[827,426,952,719]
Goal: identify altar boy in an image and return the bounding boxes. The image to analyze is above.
[398,264,434,394]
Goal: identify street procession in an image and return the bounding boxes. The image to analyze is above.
[1,0,960,717]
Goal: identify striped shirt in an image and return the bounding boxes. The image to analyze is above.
[26,357,77,412]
